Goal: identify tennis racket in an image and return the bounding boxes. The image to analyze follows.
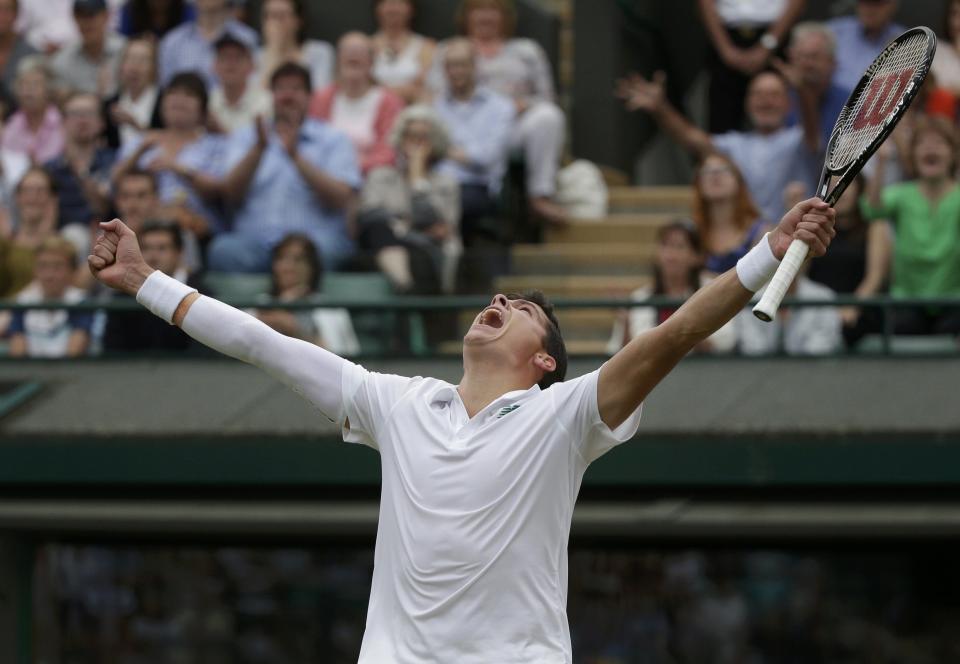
[752,26,937,322]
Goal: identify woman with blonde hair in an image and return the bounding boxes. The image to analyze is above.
[358,104,460,294]
[692,151,769,275]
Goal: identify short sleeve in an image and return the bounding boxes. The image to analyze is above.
[68,310,94,333]
[7,312,24,335]
[340,363,419,450]
[547,366,643,465]
[862,184,903,222]
[315,131,362,190]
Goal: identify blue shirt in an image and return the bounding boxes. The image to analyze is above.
[828,17,905,95]
[118,133,227,233]
[45,147,117,227]
[223,119,361,267]
[786,83,849,149]
[158,19,258,87]
[713,125,815,226]
[433,87,515,192]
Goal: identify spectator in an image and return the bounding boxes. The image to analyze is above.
[0,0,37,102]
[49,0,126,98]
[209,33,271,134]
[157,0,258,87]
[738,273,842,355]
[209,62,360,272]
[0,138,30,237]
[112,168,159,234]
[253,233,360,356]
[827,0,904,96]
[44,91,115,228]
[2,57,65,164]
[359,104,460,294]
[7,236,92,357]
[804,175,885,347]
[692,152,768,275]
[607,219,736,355]
[933,0,960,100]
[430,0,567,227]
[102,221,201,351]
[13,0,106,54]
[864,116,960,335]
[371,0,435,104]
[259,0,334,92]
[619,69,816,226]
[699,0,805,133]
[113,72,226,246]
[779,22,847,150]
[118,0,195,39]
[103,36,162,151]
[310,32,404,176]
[432,37,513,246]
[4,168,60,296]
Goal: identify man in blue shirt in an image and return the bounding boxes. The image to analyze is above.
[207,62,360,273]
[827,0,904,96]
[158,0,258,87]
[433,38,514,247]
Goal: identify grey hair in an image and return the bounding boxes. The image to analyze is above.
[15,55,51,83]
[791,21,836,57]
[388,104,451,162]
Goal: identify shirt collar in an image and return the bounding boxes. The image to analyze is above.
[429,382,541,411]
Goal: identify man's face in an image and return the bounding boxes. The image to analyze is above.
[337,37,373,85]
[0,0,17,35]
[214,44,253,87]
[463,293,554,375]
[63,95,103,143]
[140,231,182,275]
[789,32,835,88]
[271,74,309,123]
[745,73,790,131]
[856,0,897,33]
[115,176,158,232]
[444,43,476,94]
[35,250,73,298]
[74,9,107,46]
[195,0,227,14]
[119,40,154,90]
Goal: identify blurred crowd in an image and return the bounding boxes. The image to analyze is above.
[32,544,960,663]
[1,0,960,359]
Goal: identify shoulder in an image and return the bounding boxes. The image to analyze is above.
[366,165,402,184]
[826,16,855,34]
[506,38,545,58]
[303,39,334,58]
[227,20,259,46]
[160,22,192,46]
[106,32,127,54]
[478,86,514,110]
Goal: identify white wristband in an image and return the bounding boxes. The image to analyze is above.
[735,233,781,292]
[135,270,197,324]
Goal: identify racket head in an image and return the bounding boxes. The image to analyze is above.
[821,27,937,204]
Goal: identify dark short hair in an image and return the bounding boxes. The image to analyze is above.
[140,221,183,252]
[270,233,323,295]
[163,71,208,115]
[270,61,312,93]
[507,290,567,389]
[117,167,158,193]
[18,166,57,196]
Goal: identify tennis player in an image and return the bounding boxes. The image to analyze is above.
[88,198,834,663]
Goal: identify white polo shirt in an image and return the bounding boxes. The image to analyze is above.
[341,363,644,663]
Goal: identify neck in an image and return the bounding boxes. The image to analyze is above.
[197,8,227,32]
[661,271,692,296]
[458,364,534,418]
[126,80,149,99]
[17,215,54,243]
[920,174,952,194]
[223,81,246,104]
[279,284,310,300]
[340,77,371,98]
[169,126,200,140]
[708,199,736,227]
[83,37,105,58]
[24,107,46,128]
[381,25,408,40]
[0,31,14,49]
[451,83,475,101]
[66,140,97,162]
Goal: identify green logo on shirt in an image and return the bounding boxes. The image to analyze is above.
[496,404,520,419]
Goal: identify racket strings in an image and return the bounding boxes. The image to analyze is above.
[828,31,932,171]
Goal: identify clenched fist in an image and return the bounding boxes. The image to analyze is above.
[768,198,837,260]
[88,219,154,296]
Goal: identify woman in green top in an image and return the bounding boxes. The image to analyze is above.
[865,115,960,335]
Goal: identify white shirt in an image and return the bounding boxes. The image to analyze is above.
[331,87,384,156]
[117,86,158,150]
[715,0,787,27]
[341,364,643,663]
[374,34,426,88]
[209,84,273,134]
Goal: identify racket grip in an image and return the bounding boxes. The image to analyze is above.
[752,239,809,322]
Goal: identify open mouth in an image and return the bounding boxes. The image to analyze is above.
[477,307,505,329]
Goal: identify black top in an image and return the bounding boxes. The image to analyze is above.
[807,223,868,294]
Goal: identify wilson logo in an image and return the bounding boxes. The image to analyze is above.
[851,69,914,131]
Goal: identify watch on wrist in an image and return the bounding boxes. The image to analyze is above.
[760,32,779,51]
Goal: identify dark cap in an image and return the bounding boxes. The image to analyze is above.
[73,0,107,15]
[214,32,253,54]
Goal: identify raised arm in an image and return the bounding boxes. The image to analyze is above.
[617,71,714,159]
[597,199,836,429]
[222,117,269,207]
[87,219,348,422]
